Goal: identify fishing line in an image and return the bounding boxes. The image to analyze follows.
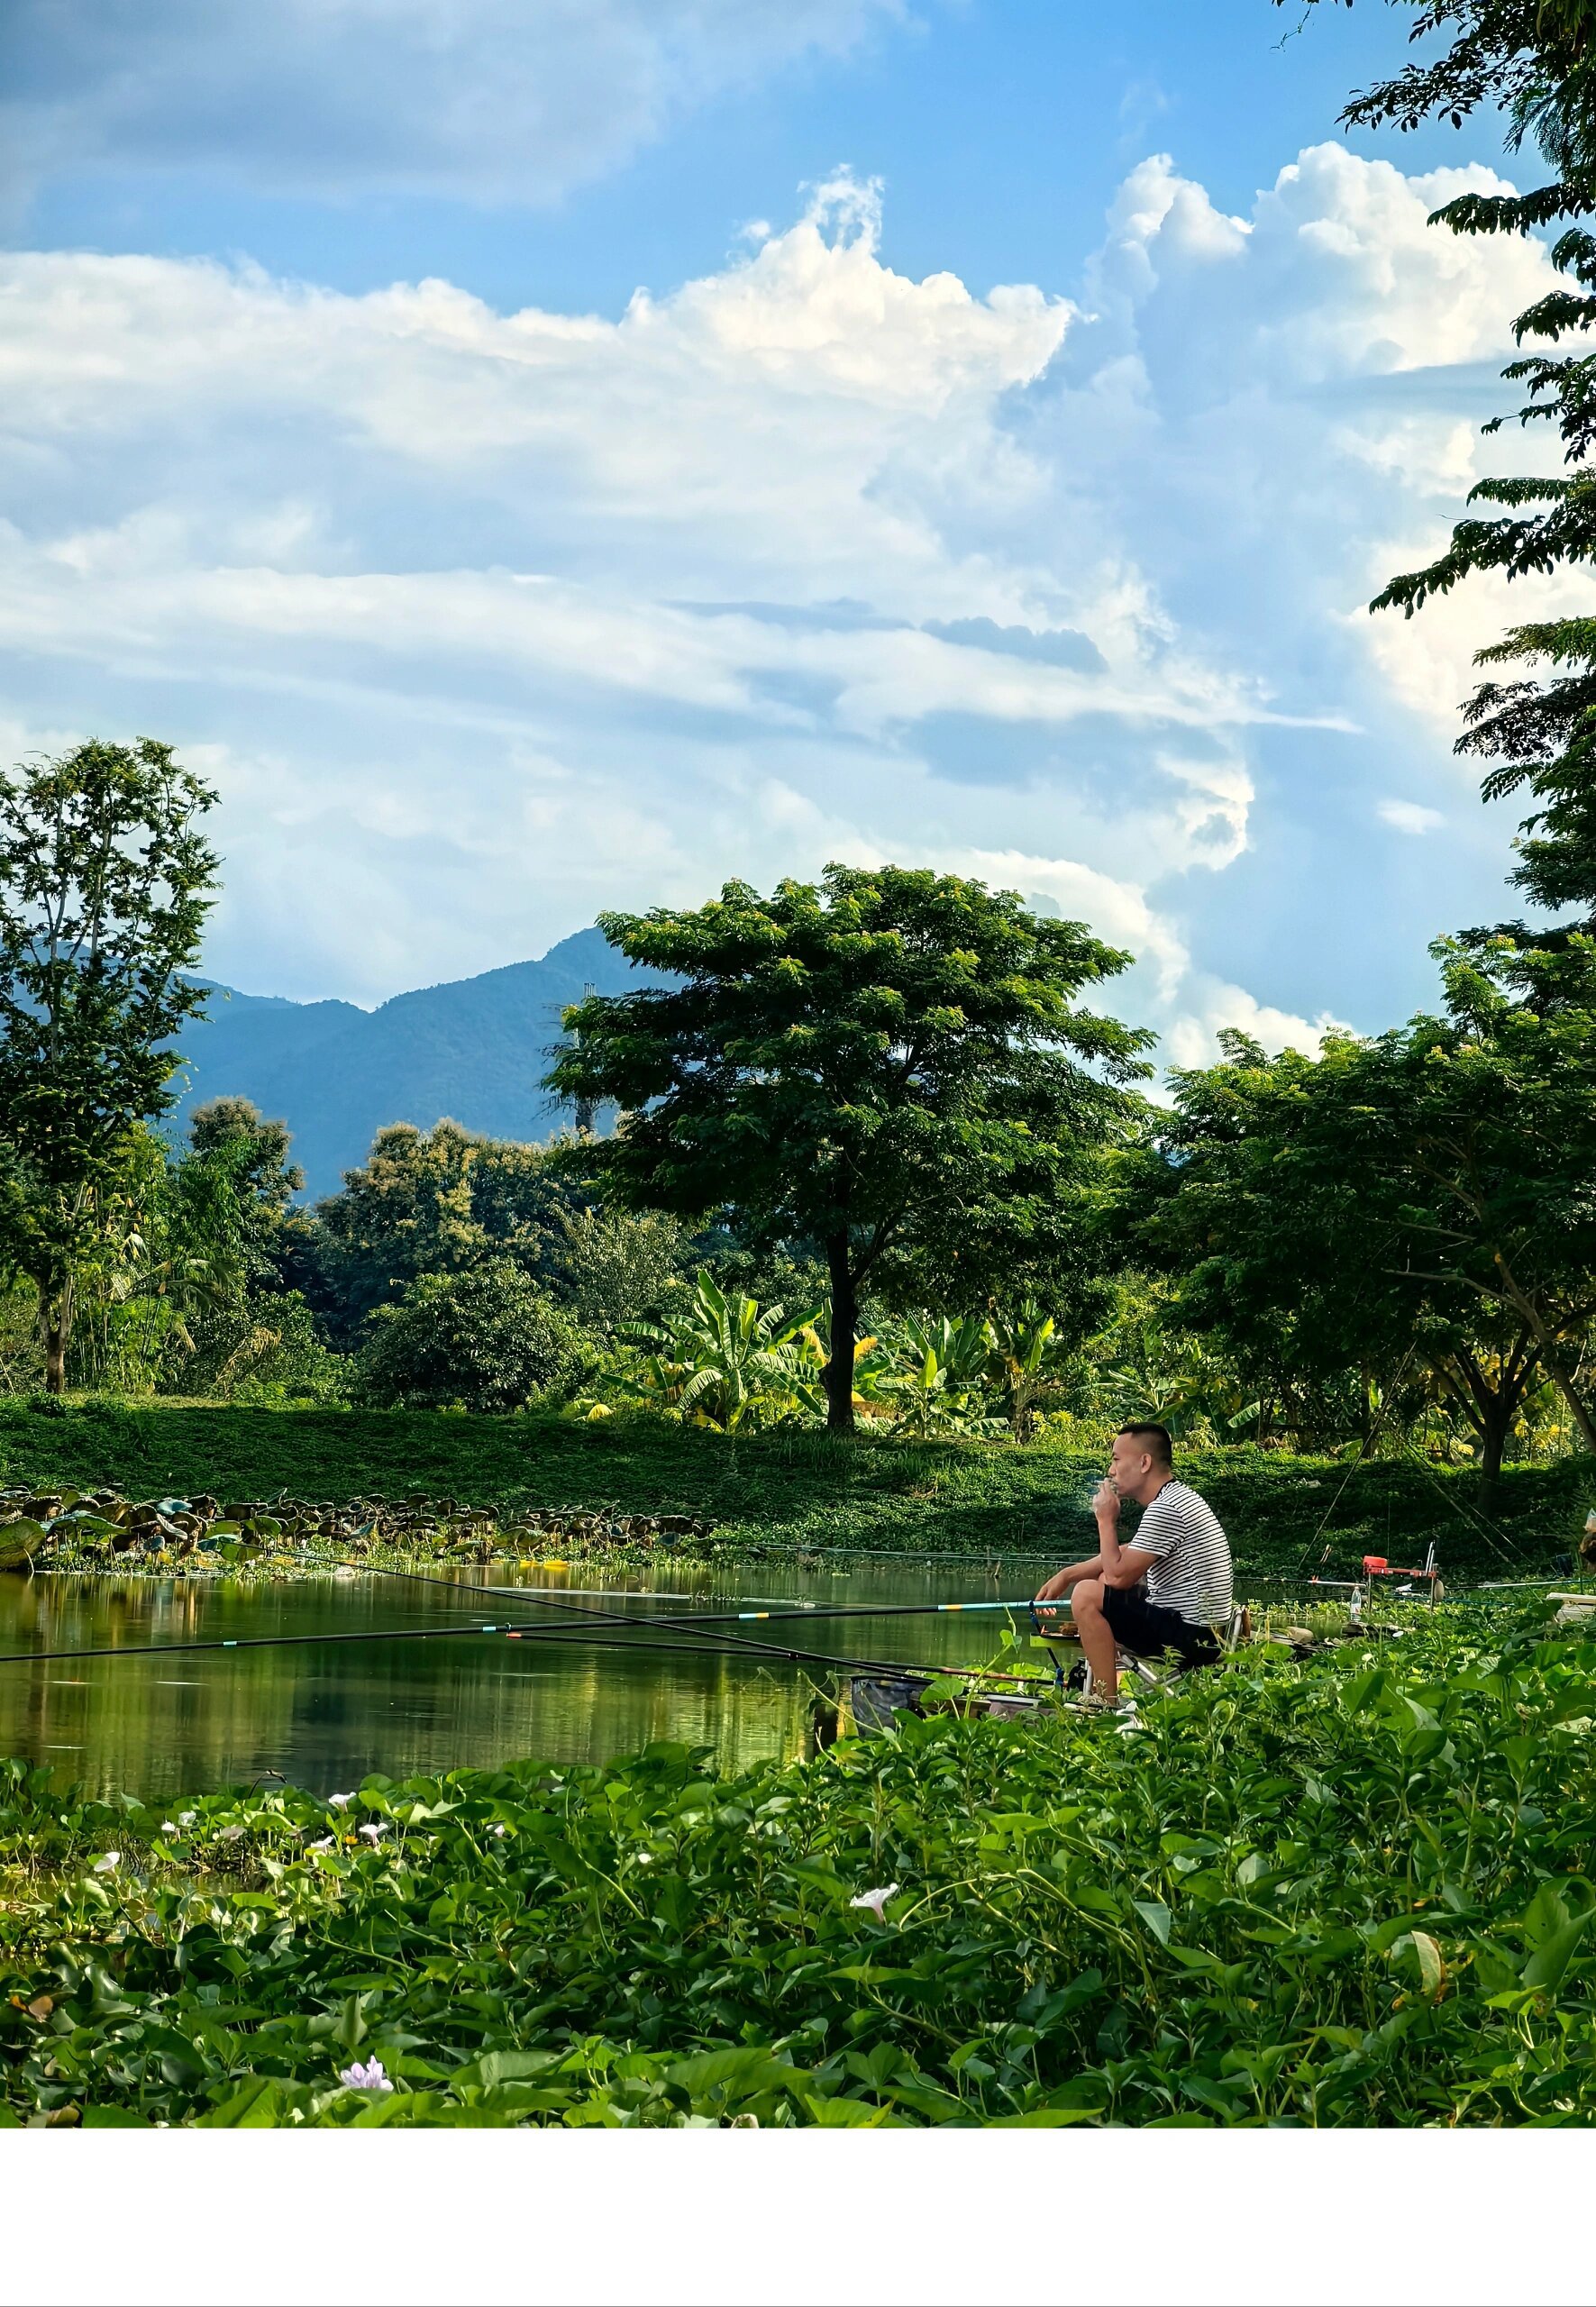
[1387,1429,1530,1573]
[1290,1342,1423,1579]
[297,1544,1046,1669]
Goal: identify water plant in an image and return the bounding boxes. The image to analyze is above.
[0,1605,1592,2127]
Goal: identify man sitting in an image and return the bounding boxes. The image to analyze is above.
[1035,1423,1233,1701]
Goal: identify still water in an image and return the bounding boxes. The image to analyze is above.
[0,1554,1062,1801]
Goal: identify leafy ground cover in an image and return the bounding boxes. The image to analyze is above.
[0,1483,711,1578]
[0,1605,1592,2127]
[0,1402,1587,1579]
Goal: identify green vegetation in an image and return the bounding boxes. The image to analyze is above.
[0,741,220,1394]
[549,864,1150,1430]
[0,1402,1589,1578]
[3,1605,1593,2127]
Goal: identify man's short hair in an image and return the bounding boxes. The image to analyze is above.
[1117,1421,1173,1467]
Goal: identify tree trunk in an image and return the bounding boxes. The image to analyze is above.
[824,1233,856,1435]
[1491,1254,1596,1455]
[1476,1389,1510,1488]
[35,1275,72,1397]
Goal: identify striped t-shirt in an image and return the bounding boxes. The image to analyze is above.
[1131,1481,1233,1628]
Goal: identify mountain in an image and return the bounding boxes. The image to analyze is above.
[169,927,647,1198]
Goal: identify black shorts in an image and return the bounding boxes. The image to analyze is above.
[1100,1585,1220,1665]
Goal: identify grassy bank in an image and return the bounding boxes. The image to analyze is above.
[1,1400,1590,1579]
[1,1604,1591,2127]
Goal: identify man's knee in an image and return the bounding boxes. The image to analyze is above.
[1074,1577,1105,1619]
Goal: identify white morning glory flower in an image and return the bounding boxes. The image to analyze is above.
[178,1811,196,1828]
[160,1822,178,1836]
[93,1851,120,1874]
[490,1824,507,1838]
[338,2056,393,2093]
[358,1822,388,1845]
[307,1836,334,1854]
[849,1883,899,1919]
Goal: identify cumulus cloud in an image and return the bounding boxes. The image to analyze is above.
[0,0,905,205]
[0,144,1560,1056]
[1162,983,1351,1071]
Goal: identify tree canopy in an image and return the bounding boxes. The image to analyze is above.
[544,865,1151,1430]
[309,1119,579,1341]
[0,739,219,1391]
[1287,0,1596,917]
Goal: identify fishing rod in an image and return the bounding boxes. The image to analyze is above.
[355,1567,1051,1632]
[296,1546,1053,1680]
[0,1593,1044,1687]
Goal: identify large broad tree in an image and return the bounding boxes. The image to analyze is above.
[0,740,219,1391]
[1126,1024,1551,1474]
[543,865,1151,1432]
[1140,922,1596,1456]
[308,1118,579,1341]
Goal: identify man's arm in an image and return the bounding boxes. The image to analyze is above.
[1100,1545,1159,1590]
[1093,1478,1157,1590]
[1035,1553,1103,1602]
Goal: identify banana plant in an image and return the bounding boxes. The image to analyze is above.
[982,1302,1072,1439]
[613,1270,825,1431]
[868,1313,998,1436]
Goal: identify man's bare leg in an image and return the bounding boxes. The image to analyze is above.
[1069,1577,1122,1702]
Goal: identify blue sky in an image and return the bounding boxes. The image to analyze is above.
[0,1,1568,1063]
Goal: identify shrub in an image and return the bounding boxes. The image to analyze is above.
[356,1262,594,1412]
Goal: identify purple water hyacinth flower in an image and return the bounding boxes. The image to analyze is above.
[338,2056,393,2093]
[848,1883,899,1919]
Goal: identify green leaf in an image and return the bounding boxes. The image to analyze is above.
[1522,1910,1596,1993]
[1411,1930,1446,2000]
[196,2080,287,2128]
[1133,1899,1172,1946]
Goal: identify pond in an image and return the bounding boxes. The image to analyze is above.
[0,1552,1062,1800]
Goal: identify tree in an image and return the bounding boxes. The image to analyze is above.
[188,1099,302,1238]
[1364,930,1596,1454]
[1126,1027,1548,1473]
[1133,935,1596,1466]
[547,1204,690,1335]
[544,866,1151,1431]
[310,1119,579,1341]
[63,1123,247,1394]
[0,740,219,1391]
[167,1101,344,1401]
[356,1261,592,1412]
[1286,2,1596,914]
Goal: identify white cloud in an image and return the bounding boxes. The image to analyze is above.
[1378,798,1445,835]
[1163,984,1350,1071]
[1,0,905,207]
[0,144,1563,1051]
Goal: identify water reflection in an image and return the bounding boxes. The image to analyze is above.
[0,1555,1052,1800]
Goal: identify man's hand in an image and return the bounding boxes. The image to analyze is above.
[1093,1478,1121,1526]
[1034,1568,1072,1603]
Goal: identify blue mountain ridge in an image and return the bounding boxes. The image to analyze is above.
[169,926,648,1199]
